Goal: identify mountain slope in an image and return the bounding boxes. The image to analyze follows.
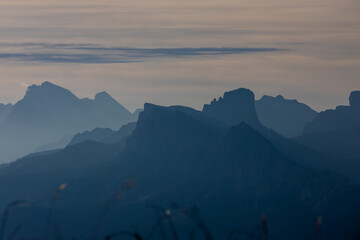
[0,82,136,162]
[255,95,317,137]
[68,122,136,146]
[296,91,360,158]
[200,88,331,171]
[0,139,125,211]
[45,104,360,240]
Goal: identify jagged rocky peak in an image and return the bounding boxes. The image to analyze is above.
[349,91,360,108]
[204,88,256,109]
[202,88,260,127]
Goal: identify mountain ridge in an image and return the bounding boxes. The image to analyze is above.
[296,90,360,159]
[0,86,359,239]
[255,94,317,137]
[0,82,137,163]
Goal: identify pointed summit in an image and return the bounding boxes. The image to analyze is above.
[93,91,132,117]
[95,91,113,101]
[94,91,121,106]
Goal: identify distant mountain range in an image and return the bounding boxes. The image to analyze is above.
[0,87,359,239]
[295,91,360,158]
[0,82,138,162]
[255,95,317,138]
[67,121,137,146]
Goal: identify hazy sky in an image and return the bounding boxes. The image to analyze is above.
[0,0,359,111]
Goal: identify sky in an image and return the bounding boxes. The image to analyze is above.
[0,0,359,112]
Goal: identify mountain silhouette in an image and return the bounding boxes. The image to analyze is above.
[1,100,359,239]
[193,89,360,181]
[202,88,261,128]
[303,90,360,134]
[0,103,12,123]
[0,88,359,239]
[0,82,137,163]
[255,95,317,137]
[296,91,360,158]
[200,88,332,171]
[68,121,136,146]
[0,103,13,162]
[35,134,74,152]
[68,128,115,146]
[0,139,126,213]
[58,104,360,239]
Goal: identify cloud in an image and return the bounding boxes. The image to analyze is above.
[0,42,284,64]
[0,42,100,48]
[0,53,137,64]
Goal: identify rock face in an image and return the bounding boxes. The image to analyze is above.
[202,88,261,128]
[255,95,317,138]
[0,82,136,163]
[296,91,360,158]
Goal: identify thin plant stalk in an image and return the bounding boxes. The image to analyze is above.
[146,204,178,240]
[226,229,262,240]
[43,183,67,240]
[146,217,165,240]
[7,224,21,240]
[92,179,136,240]
[104,230,143,240]
[314,216,322,240]
[0,201,27,240]
[169,203,213,240]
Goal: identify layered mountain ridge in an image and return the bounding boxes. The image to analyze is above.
[0,86,359,239]
[296,90,360,158]
[255,95,317,137]
[0,81,137,162]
